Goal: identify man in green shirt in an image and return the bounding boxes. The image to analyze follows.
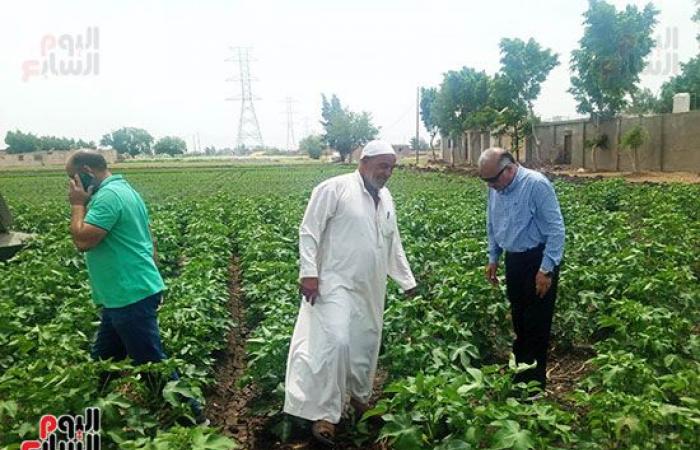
[66,150,205,423]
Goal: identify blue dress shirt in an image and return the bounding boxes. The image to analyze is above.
[487,166,565,272]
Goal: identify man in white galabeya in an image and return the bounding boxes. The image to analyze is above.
[284,140,417,445]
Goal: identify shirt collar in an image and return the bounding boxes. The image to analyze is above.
[97,174,123,190]
[354,170,370,194]
[499,165,523,195]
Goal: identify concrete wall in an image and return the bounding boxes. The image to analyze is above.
[441,134,466,165]
[663,111,700,171]
[442,131,505,165]
[441,110,699,171]
[530,110,700,171]
[0,149,118,168]
[532,120,587,167]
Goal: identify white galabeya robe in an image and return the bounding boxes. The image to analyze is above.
[283,170,416,424]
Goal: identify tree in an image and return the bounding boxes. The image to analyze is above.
[624,87,662,115]
[100,127,154,156]
[569,0,659,120]
[76,139,97,149]
[620,124,649,173]
[4,130,41,154]
[41,136,75,151]
[694,0,700,41]
[299,134,325,160]
[655,0,700,113]
[4,131,95,154]
[419,87,439,160]
[569,0,658,172]
[492,38,559,161]
[409,137,429,151]
[584,134,609,172]
[658,57,700,112]
[434,67,494,138]
[320,94,379,163]
[432,67,494,165]
[203,145,217,156]
[153,136,187,156]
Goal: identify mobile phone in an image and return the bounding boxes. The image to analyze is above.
[78,173,94,191]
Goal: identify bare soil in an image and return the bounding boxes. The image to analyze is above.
[549,169,700,184]
[205,257,268,448]
[546,345,595,402]
[412,159,700,184]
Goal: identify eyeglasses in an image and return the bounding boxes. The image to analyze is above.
[481,165,509,183]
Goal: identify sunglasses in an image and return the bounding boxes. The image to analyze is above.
[481,165,508,183]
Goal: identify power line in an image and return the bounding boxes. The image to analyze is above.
[226,47,264,149]
[285,97,296,152]
[383,102,415,133]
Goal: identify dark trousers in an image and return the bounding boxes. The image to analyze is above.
[92,292,167,365]
[91,292,202,417]
[505,245,559,390]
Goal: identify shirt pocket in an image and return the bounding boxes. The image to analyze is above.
[380,208,395,239]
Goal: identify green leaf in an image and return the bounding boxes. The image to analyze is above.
[436,439,475,449]
[491,420,535,450]
[162,380,200,407]
[192,430,239,450]
[0,400,18,420]
[379,413,424,450]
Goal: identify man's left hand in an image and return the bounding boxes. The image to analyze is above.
[535,271,552,298]
[68,175,93,206]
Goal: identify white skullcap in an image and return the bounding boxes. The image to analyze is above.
[360,140,396,159]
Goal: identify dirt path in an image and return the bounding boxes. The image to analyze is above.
[408,161,700,185]
[546,345,595,408]
[205,257,267,449]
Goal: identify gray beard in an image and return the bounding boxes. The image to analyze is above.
[365,175,384,191]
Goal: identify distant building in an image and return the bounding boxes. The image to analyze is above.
[349,143,419,162]
[0,148,118,168]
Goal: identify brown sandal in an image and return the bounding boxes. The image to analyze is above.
[311,420,336,447]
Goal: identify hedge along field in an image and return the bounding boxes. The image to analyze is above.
[0,165,698,450]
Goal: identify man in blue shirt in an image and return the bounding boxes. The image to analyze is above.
[480,148,565,392]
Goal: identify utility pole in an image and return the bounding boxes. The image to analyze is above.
[226,47,264,150]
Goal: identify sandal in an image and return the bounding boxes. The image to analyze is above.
[311,420,336,447]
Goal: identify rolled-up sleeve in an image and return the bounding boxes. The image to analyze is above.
[533,180,565,272]
[299,184,338,279]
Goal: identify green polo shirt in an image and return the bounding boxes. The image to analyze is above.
[84,175,165,308]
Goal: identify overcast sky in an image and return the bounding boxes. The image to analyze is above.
[0,0,697,151]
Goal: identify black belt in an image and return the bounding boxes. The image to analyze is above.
[505,243,545,256]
